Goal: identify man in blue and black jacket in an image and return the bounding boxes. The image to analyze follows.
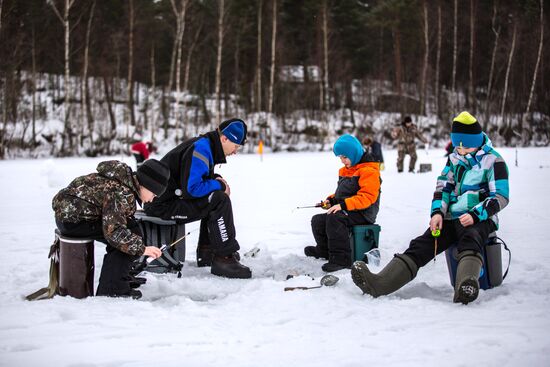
[145,118,251,279]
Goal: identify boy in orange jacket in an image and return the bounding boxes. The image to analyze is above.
[305,134,382,272]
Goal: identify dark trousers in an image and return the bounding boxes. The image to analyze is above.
[311,211,370,266]
[403,219,497,268]
[133,154,145,168]
[145,191,239,256]
[55,218,141,296]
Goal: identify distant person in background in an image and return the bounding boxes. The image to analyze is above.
[445,141,454,157]
[131,141,156,168]
[391,116,428,173]
[352,111,509,305]
[304,134,381,272]
[362,136,385,170]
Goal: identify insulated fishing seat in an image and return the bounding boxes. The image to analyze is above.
[350,224,381,263]
[133,210,186,275]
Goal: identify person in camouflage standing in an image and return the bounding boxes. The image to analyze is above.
[52,159,170,299]
[391,116,428,173]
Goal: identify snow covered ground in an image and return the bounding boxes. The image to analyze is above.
[1,147,549,367]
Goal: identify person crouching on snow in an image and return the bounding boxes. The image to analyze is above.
[52,159,170,299]
[351,111,509,304]
[304,134,381,272]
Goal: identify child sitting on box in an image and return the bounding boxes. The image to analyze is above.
[351,111,509,304]
[304,134,381,272]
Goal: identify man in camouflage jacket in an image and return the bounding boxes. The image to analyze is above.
[391,116,428,172]
[52,159,169,298]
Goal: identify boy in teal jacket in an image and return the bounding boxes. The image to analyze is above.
[352,111,509,304]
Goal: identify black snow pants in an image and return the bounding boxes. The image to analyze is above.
[311,211,370,266]
[145,191,239,256]
[403,219,497,268]
[55,218,142,296]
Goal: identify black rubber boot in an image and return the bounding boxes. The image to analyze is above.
[351,254,418,297]
[197,244,214,267]
[453,250,483,304]
[304,246,329,260]
[321,262,350,272]
[211,254,252,279]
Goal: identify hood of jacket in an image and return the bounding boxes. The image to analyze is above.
[96,160,139,194]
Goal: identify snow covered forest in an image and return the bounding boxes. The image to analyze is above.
[0,0,548,158]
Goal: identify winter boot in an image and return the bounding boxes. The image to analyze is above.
[453,250,483,304]
[321,262,350,272]
[351,254,418,297]
[304,246,329,260]
[211,253,252,279]
[197,244,214,267]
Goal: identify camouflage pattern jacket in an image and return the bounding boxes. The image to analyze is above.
[392,124,427,151]
[52,160,145,255]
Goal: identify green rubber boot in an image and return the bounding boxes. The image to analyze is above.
[351,254,418,297]
[453,250,483,304]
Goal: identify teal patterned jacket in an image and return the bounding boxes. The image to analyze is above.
[431,135,509,228]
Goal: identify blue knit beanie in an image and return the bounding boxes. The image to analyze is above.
[220,118,247,145]
[333,134,364,166]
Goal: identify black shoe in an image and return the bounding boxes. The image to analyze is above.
[304,246,329,260]
[409,169,415,173]
[211,254,252,279]
[96,289,142,300]
[321,262,350,272]
[454,279,479,305]
[129,276,147,289]
[197,245,214,267]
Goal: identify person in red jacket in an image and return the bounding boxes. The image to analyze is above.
[131,141,156,168]
[304,134,381,272]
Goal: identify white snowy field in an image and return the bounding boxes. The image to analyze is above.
[1,147,549,367]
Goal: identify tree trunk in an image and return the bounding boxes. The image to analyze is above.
[267,0,277,126]
[392,27,402,96]
[523,0,544,137]
[321,0,329,113]
[171,0,189,142]
[0,0,4,34]
[451,0,457,111]
[484,2,500,131]
[215,0,225,124]
[468,0,476,112]
[31,24,37,146]
[83,0,96,149]
[500,21,517,127]
[127,0,135,128]
[50,0,76,155]
[420,0,429,116]
[184,23,202,94]
[435,2,442,118]
[256,0,263,112]
[150,44,156,141]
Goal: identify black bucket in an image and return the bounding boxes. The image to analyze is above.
[56,229,95,299]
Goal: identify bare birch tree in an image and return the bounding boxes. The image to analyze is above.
[321,0,329,114]
[49,0,76,154]
[127,0,136,129]
[267,0,277,126]
[451,0,457,111]
[468,0,476,112]
[484,2,500,130]
[435,1,442,118]
[523,0,544,136]
[500,21,517,127]
[420,0,429,116]
[82,0,96,148]
[150,44,156,142]
[215,0,225,124]
[256,0,262,112]
[171,0,189,142]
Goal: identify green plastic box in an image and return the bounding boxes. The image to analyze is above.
[350,224,381,262]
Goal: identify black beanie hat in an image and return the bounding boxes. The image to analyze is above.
[402,116,412,126]
[136,159,170,197]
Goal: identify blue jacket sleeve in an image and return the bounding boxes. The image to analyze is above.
[470,156,509,223]
[186,141,223,198]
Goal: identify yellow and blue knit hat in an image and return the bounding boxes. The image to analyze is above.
[450,111,483,148]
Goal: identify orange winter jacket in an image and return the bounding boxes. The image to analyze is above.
[328,156,381,223]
